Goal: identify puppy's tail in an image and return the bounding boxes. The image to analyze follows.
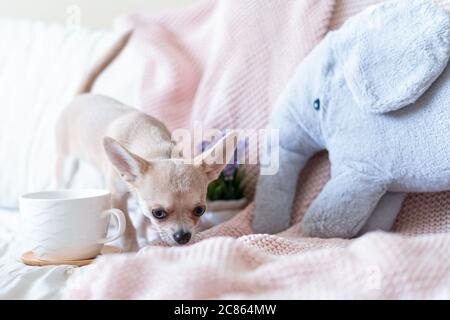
[76,30,133,95]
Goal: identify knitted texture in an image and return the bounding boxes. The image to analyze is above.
[65,0,450,299]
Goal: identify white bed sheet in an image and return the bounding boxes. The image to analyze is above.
[0,203,154,299]
[0,207,84,299]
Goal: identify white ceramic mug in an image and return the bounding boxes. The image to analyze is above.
[19,189,126,261]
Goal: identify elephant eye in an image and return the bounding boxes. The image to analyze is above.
[313,99,320,111]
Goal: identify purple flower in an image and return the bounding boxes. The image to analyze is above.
[222,163,239,181]
[198,131,247,180]
[200,140,211,153]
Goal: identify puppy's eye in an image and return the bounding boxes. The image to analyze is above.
[313,98,320,111]
[193,206,206,217]
[152,208,167,219]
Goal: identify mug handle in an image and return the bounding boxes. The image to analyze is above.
[98,208,126,244]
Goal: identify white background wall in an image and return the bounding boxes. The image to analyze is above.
[0,0,198,29]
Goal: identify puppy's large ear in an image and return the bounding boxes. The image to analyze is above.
[194,131,239,182]
[103,137,149,182]
[333,0,450,113]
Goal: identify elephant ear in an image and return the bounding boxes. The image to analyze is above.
[333,0,450,114]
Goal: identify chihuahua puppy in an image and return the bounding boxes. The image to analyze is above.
[55,31,238,250]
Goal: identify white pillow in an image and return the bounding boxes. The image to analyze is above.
[0,19,139,208]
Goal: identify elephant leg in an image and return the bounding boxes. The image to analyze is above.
[252,92,321,234]
[357,192,406,235]
[302,170,388,238]
[253,146,309,234]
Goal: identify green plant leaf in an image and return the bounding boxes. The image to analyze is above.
[206,166,245,201]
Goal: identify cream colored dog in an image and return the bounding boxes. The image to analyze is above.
[56,31,238,251]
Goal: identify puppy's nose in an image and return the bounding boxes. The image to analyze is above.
[173,230,191,244]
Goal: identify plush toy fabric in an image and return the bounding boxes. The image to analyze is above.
[253,0,450,237]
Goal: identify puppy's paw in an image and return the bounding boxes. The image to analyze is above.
[120,237,140,252]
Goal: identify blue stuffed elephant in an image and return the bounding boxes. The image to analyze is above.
[253,0,450,238]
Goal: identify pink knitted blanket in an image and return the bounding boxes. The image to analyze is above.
[66,0,450,299]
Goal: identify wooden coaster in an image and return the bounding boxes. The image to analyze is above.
[21,245,122,267]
